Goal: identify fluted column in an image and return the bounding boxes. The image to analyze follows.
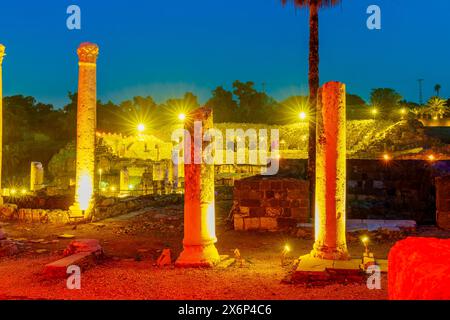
[176,107,220,267]
[311,81,349,260]
[0,44,5,204]
[71,43,99,218]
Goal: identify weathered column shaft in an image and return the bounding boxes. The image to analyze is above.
[120,168,129,192]
[73,43,99,216]
[176,107,220,267]
[0,44,5,198]
[312,81,349,260]
[30,162,44,191]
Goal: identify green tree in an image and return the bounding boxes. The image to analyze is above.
[426,97,448,119]
[370,88,403,118]
[434,84,442,97]
[205,86,239,123]
[346,93,368,119]
[231,80,278,124]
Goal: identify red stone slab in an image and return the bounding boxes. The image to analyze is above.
[43,252,95,279]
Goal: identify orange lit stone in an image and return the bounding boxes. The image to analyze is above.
[71,43,99,218]
[0,44,5,205]
[175,107,220,267]
[311,81,349,260]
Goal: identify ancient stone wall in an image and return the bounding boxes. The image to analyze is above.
[436,176,450,230]
[277,159,442,223]
[233,176,309,231]
[0,194,183,224]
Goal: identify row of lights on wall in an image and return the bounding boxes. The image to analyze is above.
[136,113,186,134]
[383,153,436,162]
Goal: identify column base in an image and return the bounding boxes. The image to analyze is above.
[311,242,350,261]
[69,202,93,220]
[175,243,220,268]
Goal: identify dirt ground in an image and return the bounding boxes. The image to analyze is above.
[0,201,447,300]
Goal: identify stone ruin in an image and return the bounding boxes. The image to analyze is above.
[232,176,309,231]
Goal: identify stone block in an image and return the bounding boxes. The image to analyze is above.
[266,207,282,217]
[389,237,450,300]
[291,207,308,221]
[437,211,450,230]
[249,207,265,217]
[43,252,95,279]
[244,217,260,230]
[239,206,250,216]
[240,199,260,207]
[63,239,103,256]
[287,190,301,200]
[234,215,245,230]
[248,190,262,200]
[259,217,278,231]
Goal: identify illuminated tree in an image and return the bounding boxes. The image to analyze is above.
[281,0,341,218]
[426,97,448,119]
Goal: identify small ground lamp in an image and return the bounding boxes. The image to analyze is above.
[361,236,370,255]
[281,244,291,266]
[383,153,391,162]
[360,236,375,271]
[427,154,436,162]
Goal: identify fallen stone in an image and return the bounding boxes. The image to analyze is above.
[389,237,450,300]
[43,252,95,279]
[58,234,76,239]
[35,249,50,254]
[296,229,309,238]
[63,239,103,256]
[156,249,171,267]
[29,239,45,243]
[0,240,19,257]
[217,255,236,269]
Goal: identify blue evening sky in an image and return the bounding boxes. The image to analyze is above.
[0,0,449,107]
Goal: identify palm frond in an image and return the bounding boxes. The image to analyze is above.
[281,0,341,8]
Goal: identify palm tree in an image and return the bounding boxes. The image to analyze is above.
[427,97,448,119]
[434,84,442,97]
[281,0,341,218]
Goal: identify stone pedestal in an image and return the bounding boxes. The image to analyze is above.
[311,81,349,260]
[176,107,220,267]
[0,44,5,205]
[71,43,99,218]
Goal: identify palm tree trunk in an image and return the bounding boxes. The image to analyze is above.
[308,1,319,221]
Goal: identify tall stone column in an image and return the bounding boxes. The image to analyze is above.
[71,43,99,218]
[311,81,349,260]
[30,162,44,191]
[176,107,220,267]
[0,44,5,204]
[119,167,129,194]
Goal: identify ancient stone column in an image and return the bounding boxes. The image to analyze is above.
[0,44,5,204]
[176,107,220,267]
[311,81,349,260]
[119,167,129,193]
[30,162,44,191]
[71,43,99,218]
